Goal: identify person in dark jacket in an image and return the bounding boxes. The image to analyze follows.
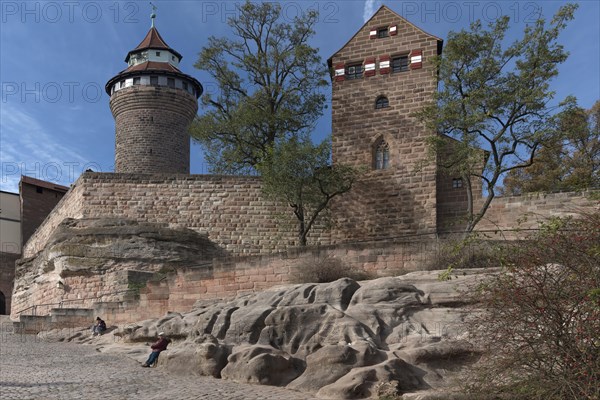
[142,332,169,367]
[91,317,107,336]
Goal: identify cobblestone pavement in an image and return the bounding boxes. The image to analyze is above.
[0,332,316,400]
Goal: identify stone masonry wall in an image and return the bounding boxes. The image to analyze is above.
[23,172,313,258]
[88,238,441,324]
[110,85,197,174]
[436,190,599,237]
[474,190,599,235]
[23,183,86,257]
[330,7,442,241]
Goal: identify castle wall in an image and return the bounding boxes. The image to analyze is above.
[23,172,316,259]
[19,238,442,324]
[437,190,599,236]
[330,8,441,241]
[23,183,86,257]
[474,191,599,235]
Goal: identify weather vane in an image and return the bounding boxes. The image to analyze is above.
[150,2,157,27]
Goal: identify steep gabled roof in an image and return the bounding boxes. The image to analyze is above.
[125,27,182,63]
[327,5,443,68]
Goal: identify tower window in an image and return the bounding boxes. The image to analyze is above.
[452,178,463,188]
[345,63,363,80]
[182,82,188,91]
[375,96,389,109]
[391,55,409,73]
[374,140,390,170]
[133,77,140,85]
[150,76,159,86]
[156,51,161,56]
[377,27,388,38]
[167,78,175,88]
[171,55,175,61]
[119,80,125,89]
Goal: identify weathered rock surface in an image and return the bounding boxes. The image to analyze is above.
[43,269,493,399]
[12,218,225,317]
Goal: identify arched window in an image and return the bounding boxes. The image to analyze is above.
[374,140,390,169]
[375,96,389,109]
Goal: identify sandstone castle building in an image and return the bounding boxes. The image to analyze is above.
[8,6,596,323]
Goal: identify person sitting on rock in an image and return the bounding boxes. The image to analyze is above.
[142,332,169,367]
[91,317,107,336]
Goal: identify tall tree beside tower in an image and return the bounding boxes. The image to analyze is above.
[191,1,328,174]
[415,4,578,234]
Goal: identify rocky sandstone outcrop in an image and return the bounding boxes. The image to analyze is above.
[45,269,493,399]
[12,218,225,317]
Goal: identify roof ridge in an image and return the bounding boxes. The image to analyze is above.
[327,4,442,65]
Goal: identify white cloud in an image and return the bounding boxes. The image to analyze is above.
[0,104,88,192]
[363,0,381,23]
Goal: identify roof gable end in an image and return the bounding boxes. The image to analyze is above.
[328,5,442,66]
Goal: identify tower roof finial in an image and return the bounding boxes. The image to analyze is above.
[150,2,157,27]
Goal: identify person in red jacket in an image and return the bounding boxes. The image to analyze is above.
[141,332,169,367]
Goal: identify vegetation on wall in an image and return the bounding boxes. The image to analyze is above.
[257,137,359,246]
[191,1,328,174]
[415,3,578,234]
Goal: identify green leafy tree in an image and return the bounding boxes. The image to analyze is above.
[191,1,328,174]
[257,137,358,246]
[416,4,578,233]
[503,100,600,194]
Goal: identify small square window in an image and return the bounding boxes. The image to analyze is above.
[156,51,161,57]
[167,78,175,88]
[452,178,463,188]
[345,64,363,80]
[150,76,159,86]
[36,186,43,194]
[133,77,140,85]
[377,27,388,38]
[391,55,409,73]
[182,82,188,91]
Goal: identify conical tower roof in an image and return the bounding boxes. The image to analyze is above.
[125,26,182,63]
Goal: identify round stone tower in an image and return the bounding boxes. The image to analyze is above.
[105,18,202,174]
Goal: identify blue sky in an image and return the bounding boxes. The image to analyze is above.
[1,0,598,193]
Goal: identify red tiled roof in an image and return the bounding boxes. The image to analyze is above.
[134,27,170,51]
[124,61,182,73]
[125,27,182,63]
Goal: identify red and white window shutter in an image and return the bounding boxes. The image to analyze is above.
[379,55,390,74]
[369,28,377,39]
[334,63,345,82]
[389,25,398,36]
[364,57,376,77]
[409,49,423,69]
